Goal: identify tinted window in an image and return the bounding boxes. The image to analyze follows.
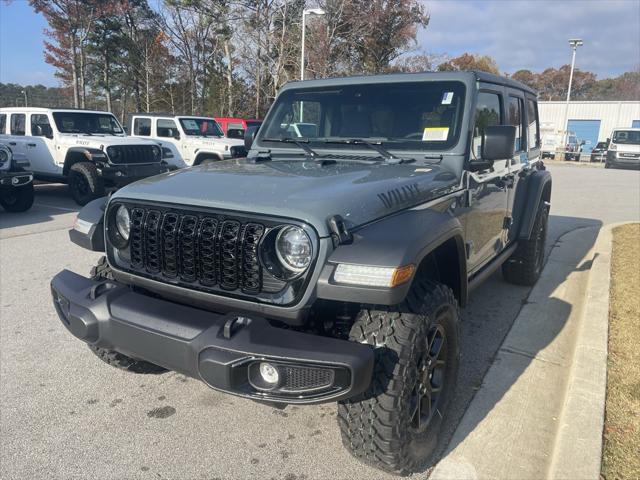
[473,91,502,157]
[156,119,178,138]
[508,96,526,152]
[31,114,52,137]
[612,130,640,145]
[133,117,151,136]
[0,114,6,134]
[10,114,26,136]
[53,112,123,134]
[526,99,539,149]
[179,118,224,137]
[261,81,467,151]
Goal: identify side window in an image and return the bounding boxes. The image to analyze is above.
[527,99,540,149]
[133,117,151,136]
[10,114,26,136]
[157,119,178,138]
[0,114,6,134]
[473,91,502,157]
[31,114,53,137]
[508,96,526,152]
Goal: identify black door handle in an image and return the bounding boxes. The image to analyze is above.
[9,141,17,146]
[27,143,36,147]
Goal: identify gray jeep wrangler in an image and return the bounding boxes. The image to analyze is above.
[51,71,551,474]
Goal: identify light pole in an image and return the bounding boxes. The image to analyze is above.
[300,8,325,82]
[562,39,583,158]
[21,89,28,107]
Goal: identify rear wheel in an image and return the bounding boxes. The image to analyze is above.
[87,257,167,374]
[0,183,34,212]
[68,162,104,206]
[337,279,460,474]
[502,200,549,286]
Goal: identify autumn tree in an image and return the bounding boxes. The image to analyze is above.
[437,53,500,75]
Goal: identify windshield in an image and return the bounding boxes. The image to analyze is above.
[52,112,123,134]
[260,81,466,151]
[595,142,607,149]
[179,117,223,136]
[612,130,640,145]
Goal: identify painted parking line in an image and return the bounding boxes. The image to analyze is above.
[33,203,78,212]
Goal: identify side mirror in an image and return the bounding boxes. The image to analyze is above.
[123,126,129,134]
[244,125,259,151]
[580,140,586,146]
[481,125,516,161]
[173,132,181,140]
[34,125,43,136]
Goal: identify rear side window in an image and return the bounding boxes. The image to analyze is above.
[527,99,540,149]
[133,117,151,136]
[508,96,526,152]
[10,114,26,136]
[0,114,6,134]
[156,119,178,138]
[473,91,502,157]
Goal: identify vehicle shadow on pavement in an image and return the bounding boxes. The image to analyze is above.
[0,184,79,231]
[425,215,603,474]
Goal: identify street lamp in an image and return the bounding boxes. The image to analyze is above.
[300,8,325,81]
[21,89,27,107]
[562,39,583,158]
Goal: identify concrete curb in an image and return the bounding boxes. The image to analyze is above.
[431,224,618,480]
[549,224,616,479]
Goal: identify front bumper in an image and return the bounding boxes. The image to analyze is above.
[606,152,640,168]
[100,163,169,186]
[51,270,374,404]
[0,171,33,187]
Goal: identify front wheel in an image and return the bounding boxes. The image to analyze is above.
[0,183,34,212]
[337,280,460,474]
[68,162,104,206]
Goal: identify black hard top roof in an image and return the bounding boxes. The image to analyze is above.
[281,70,537,96]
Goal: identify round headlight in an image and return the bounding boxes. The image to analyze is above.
[0,147,9,165]
[275,226,312,273]
[115,205,130,241]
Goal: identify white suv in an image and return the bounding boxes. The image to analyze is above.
[128,114,246,166]
[0,108,172,205]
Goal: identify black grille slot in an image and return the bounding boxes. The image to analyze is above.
[280,366,335,392]
[119,204,269,296]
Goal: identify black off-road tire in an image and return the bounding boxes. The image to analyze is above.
[68,162,105,206]
[87,257,167,374]
[337,280,460,475]
[502,201,549,286]
[0,183,34,212]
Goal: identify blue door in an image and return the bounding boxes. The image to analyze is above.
[567,119,601,154]
[632,120,640,128]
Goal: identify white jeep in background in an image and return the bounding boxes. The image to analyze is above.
[127,114,246,166]
[0,108,172,205]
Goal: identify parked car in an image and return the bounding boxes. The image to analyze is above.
[0,108,172,205]
[540,131,561,159]
[214,117,262,138]
[0,142,34,212]
[605,128,640,169]
[52,71,551,475]
[564,132,582,160]
[128,114,246,166]
[590,141,608,163]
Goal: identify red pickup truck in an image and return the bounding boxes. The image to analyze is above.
[214,117,262,139]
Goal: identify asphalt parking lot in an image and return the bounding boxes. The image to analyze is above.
[1,164,639,480]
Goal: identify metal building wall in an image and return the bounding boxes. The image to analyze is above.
[538,101,640,141]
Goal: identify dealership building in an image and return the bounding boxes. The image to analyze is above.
[538,101,640,153]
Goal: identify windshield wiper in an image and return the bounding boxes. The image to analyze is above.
[262,137,321,159]
[322,138,413,164]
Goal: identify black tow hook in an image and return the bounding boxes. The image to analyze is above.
[223,315,253,339]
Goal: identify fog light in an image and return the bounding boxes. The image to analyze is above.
[259,362,280,384]
[11,176,19,185]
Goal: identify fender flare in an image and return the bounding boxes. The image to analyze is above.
[193,150,224,165]
[68,196,107,252]
[515,169,552,241]
[316,208,468,307]
[62,147,107,175]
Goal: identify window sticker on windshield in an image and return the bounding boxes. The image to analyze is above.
[422,127,449,141]
[183,119,199,130]
[441,92,454,105]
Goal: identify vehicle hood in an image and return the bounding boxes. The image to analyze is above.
[112,158,461,237]
[184,136,244,149]
[58,134,160,148]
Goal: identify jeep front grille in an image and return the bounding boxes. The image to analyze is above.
[108,145,159,164]
[127,205,267,295]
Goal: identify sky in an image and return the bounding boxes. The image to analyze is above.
[0,0,639,88]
